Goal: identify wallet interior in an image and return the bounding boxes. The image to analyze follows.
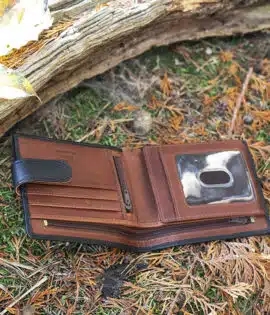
[12,134,269,251]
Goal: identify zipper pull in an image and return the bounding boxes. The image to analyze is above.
[123,188,132,212]
[114,156,133,213]
[229,217,255,225]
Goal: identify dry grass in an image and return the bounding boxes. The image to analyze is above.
[0,34,269,314]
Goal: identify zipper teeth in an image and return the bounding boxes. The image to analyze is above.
[44,217,254,239]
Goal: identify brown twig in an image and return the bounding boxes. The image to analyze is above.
[228,67,253,137]
[168,287,182,315]
[0,258,34,271]
[1,276,48,315]
[77,120,108,142]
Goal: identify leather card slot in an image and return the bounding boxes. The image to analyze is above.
[28,195,121,211]
[30,206,124,221]
[142,146,178,223]
[27,184,119,201]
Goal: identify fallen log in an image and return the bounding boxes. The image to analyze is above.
[1,0,270,137]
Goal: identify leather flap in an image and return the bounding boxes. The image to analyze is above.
[12,159,72,192]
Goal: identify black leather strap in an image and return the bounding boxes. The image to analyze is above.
[12,159,72,192]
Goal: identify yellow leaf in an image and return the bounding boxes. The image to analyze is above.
[0,64,40,100]
[88,279,96,286]
[226,87,239,104]
[0,0,16,17]
[17,7,25,23]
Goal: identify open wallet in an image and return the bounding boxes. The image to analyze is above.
[12,134,270,251]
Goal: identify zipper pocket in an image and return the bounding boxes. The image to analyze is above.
[114,157,132,212]
[43,216,255,240]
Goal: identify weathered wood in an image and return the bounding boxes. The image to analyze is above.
[1,0,270,137]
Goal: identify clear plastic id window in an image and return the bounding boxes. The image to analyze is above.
[176,151,254,205]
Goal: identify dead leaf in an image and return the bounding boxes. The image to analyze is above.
[148,95,163,110]
[203,94,214,106]
[30,288,58,304]
[0,64,40,100]
[5,307,17,315]
[113,102,138,111]
[170,115,183,131]
[220,51,233,62]
[160,72,172,96]
[229,63,239,76]
[253,110,270,121]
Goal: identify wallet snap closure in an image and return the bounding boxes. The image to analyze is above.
[12,158,72,193]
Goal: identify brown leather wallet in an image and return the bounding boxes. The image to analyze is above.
[12,134,269,251]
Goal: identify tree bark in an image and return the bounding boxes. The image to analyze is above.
[1,0,270,137]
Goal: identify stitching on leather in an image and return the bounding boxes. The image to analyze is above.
[144,149,166,221]
[143,148,163,221]
[122,151,158,225]
[27,190,118,200]
[106,150,125,218]
[27,187,119,201]
[157,160,178,221]
[29,201,121,211]
[144,147,176,223]
[159,146,257,220]
[133,151,160,224]
[159,149,183,220]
